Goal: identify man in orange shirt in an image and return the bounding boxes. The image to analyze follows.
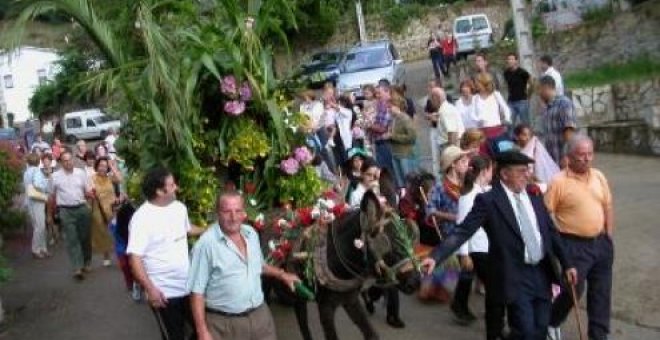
[545,135,614,340]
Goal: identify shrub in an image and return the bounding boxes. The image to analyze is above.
[383,3,424,35]
[0,141,24,234]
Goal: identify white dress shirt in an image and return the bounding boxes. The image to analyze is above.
[544,66,564,96]
[457,184,490,255]
[474,91,511,127]
[501,182,543,264]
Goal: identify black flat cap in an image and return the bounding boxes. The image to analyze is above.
[495,150,535,166]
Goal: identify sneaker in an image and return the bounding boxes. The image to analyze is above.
[451,303,475,326]
[82,266,92,273]
[103,259,112,267]
[131,283,142,302]
[73,270,85,281]
[547,326,561,340]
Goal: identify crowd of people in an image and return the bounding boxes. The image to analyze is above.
[16,51,617,340]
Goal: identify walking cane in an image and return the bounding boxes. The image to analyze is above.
[568,273,586,340]
[418,186,443,240]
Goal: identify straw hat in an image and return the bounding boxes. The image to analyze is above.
[440,145,469,173]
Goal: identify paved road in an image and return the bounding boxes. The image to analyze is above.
[1,153,659,340]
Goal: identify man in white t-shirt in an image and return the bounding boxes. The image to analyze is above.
[127,167,203,340]
[539,55,564,96]
[431,87,465,148]
[104,128,118,157]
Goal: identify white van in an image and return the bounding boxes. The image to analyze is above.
[453,14,494,56]
[62,109,121,142]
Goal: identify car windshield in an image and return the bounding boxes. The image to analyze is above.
[456,19,472,34]
[472,17,489,31]
[341,48,392,73]
[311,52,342,64]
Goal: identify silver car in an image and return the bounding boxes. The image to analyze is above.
[337,40,405,97]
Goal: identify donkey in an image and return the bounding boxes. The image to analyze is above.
[266,190,422,340]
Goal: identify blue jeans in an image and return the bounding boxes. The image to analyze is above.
[430,54,444,80]
[508,100,530,127]
[374,141,395,179]
[392,155,415,188]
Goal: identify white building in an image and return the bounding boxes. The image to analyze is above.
[0,47,59,125]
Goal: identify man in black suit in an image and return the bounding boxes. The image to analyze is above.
[421,151,577,340]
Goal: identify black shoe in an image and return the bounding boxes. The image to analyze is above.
[361,292,375,314]
[450,304,474,326]
[464,308,477,322]
[386,315,405,329]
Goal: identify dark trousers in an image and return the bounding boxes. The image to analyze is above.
[59,205,92,270]
[550,234,614,340]
[453,253,506,339]
[507,265,552,340]
[442,54,456,76]
[374,140,395,178]
[151,295,195,340]
[366,286,400,318]
[430,53,444,79]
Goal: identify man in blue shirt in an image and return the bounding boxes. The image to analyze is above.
[188,191,300,340]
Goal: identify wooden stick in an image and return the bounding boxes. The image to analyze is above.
[568,276,586,340]
[418,186,443,240]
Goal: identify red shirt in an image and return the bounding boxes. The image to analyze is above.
[441,38,458,56]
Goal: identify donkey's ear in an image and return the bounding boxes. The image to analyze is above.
[360,190,382,232]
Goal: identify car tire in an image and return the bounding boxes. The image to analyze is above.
[66,134,77,144]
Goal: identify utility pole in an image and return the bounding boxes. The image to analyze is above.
[356,1,366,43]
[510,0,536,75]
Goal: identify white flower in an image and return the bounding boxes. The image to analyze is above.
[249,198,258,206]
[277,219,290,228]
[353,239,364,249]
[311,206,321,219]
[268,240,277,251]
[255,213,265,222]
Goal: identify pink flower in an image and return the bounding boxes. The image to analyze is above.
[293,146,313,165]
[220,75,238,96]
[280,157,300,175]
[224,100,246,115]
[239,82,252,101]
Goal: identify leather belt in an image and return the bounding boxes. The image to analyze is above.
[205,304,260,318]
[57,204,85,209]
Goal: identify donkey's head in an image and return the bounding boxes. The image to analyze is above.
[359,190,421,294]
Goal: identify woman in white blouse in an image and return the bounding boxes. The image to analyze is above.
[451,155,505,338]
[473,73,511,139]
[455,79,479,129]
[299,89,324,132]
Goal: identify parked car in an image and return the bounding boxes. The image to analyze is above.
[0,127,24,155]
[61,109,121,143]
[453,14,494,57]
[337,40,405,98]
[297,50,344,88]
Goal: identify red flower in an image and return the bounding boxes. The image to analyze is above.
[527,184,542,196]
[322,190,338,200]
[252,219,265,232]
[296,207,315,227]
[244,182,257,194]
[331,203,347,218]
[271,249,285,261]
[279,240,293,253]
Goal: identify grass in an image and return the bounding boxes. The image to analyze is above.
[564,56,660,89]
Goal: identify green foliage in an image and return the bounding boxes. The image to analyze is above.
[0,141,23,233]
[565,55,660,89]
[383,3,424,35]
[0,255,13,283]
[581,3,615,23]
[276,166,327,207]
[531,15,547,39]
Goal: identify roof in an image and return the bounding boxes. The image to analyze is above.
[349,40,391,52]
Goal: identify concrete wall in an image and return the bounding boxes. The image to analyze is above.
[535,0,660,74]
[573,77,660,155]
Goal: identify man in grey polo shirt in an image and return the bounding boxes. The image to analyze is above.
[51,149,93,279]
[187,191,300,340]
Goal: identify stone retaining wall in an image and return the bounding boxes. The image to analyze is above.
[573,77,660,155]
[535,0,660,74]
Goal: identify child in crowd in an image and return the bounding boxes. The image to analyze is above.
[109,202,141,301]
[513,124,559,185]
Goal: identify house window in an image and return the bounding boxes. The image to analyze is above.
[3,75,13,89]
[37,69,47,85]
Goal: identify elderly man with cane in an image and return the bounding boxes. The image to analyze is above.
[546,135,615,340]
